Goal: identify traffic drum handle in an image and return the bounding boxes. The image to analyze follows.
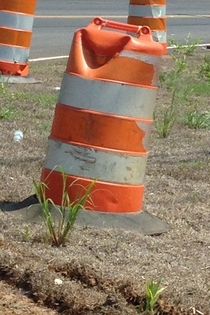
[92,16,151,37]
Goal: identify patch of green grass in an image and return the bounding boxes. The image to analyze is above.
[0,107,16,120]
[34,93,58,108]
[11,92,58,108]
[186,82,210,95]
[154,56,187,138]
[154,36,202,138]
[155,37,210,137]
[178,160,207,169]
[153,102,177,138]
[37,123,51,132]
[169,34,200,57]
[0,80,9,95]
[184,110,210,129]
[26,92,58,108]
[10,90,30,101]
[199,55,210,81]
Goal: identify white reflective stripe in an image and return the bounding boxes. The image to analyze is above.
[58,73,157,119]
[152,31,167,42]
[129,5,166,18]
[0,45,29,63]
[44,139,148,184]
[0,11,34,30]
[119,51,161,66]
[0,46,29,62]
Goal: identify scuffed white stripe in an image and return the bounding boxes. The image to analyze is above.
[119,51,161,66]
[0,45,29,63]
[44,139,148,185]
[129,5,166,18]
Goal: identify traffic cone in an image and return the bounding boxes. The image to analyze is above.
[128,0,167,53]
[40,17,169,235]
[0,0,37,83]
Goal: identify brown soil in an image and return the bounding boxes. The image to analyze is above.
[0,49,210,314]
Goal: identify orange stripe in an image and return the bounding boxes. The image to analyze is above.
[127,17,166,31]
[0,61,28,76]
[51,104,151,154]
[129,0,166,5]
[41,168,144,213]
[0,0,37,15]
[67,46,157,85]
[0,28,31,47]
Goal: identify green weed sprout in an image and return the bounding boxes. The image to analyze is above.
[169,34,200,59]
[154,58,186,138]
[20,224,31,242]
[0,79,9,95]
[199,55,210,81]
[0,108,14,120]
[153,101,176,138]
[184,110,210,129]
[154,35,200,138]
[144,279,166,314]
[33,167,95,247]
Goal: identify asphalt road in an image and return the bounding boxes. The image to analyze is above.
[30,0,210,59]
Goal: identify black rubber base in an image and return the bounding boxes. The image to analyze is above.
[0,195,169,236]
[0,195,39,211]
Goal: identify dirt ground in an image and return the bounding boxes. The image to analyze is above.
[0,49,210,314]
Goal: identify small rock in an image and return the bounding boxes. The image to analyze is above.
[54,278,63,285]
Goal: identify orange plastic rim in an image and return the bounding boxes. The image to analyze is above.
[41,168,144,213]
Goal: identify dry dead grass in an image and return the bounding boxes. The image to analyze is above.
[0,50,210,314]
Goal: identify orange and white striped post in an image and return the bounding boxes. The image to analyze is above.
[40,17,169,234]
[128,0,167,53]
[0,0,37,82]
